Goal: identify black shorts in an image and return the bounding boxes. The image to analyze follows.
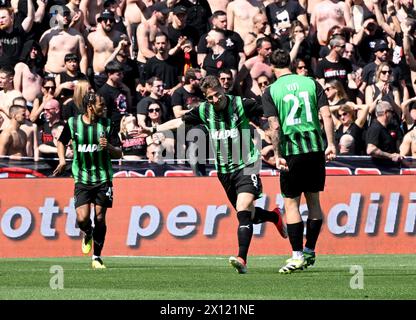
[74,181,114,209]
[280,151,325,198]
[217,167,263,210]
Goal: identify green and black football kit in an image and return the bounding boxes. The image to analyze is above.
[58,115,116,208]
[262,74,329,198]
[183,95,263,209]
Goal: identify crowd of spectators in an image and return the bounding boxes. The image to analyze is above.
[1,0,416,168]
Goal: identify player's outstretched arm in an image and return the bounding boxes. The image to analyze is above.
[154,118,184,133]
[53,141,67,176]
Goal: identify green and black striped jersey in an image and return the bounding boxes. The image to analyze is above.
[58,115,113,185]
[262,74,328,156]
[183,95,261,174]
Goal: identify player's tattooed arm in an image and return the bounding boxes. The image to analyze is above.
[267,116,281,158]
[268,116,288,171]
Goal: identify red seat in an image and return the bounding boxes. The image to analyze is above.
[260,169,275,176]
[164,170,195,177]
[354,168,381,175]
[400,168,416,175]
[325,167,352,175]
[0,167,46,178]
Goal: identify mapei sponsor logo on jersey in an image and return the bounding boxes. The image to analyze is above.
[210,128,239,140]
[77,144,101,152]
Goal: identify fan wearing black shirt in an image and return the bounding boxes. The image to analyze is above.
[366,101,403,165]
[136,76,173,131]
[55,53,88,102]
[315,36,353,96]
[171,68,204,118]
[167,5,199,73]
[97,60,132,146]
[265,0,308,37]
[202,29,238,78]
[144,32,181,92]
[167,5,199,48]
[197,10,245,69]
[103,35,140,105]
[0,3,34,69]
[176,0,212,40]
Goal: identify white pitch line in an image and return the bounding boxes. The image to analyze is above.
[110,256,225,259]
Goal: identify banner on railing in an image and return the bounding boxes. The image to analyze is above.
[0,176,415,257]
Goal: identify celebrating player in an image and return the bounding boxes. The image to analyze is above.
[53,92,122,269]
[262,49,336,274]
[146,75,288,274]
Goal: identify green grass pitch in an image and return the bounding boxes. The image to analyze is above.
[0,255,415,300]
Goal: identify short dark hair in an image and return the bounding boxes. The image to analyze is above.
[184,68,201,84]
[42,76,56,86]
[200,75,221,93]
[103,0,117,8]
[0,0,11,9]
[0,66,14,77]
[270,49,291,69]
[12,96,27,107]
[154,31,168,40]
[105,60,124,74]
[212,10,226,19]
[256,37,272,50]
[9,104,26,117]
[146,76,163,86]
[64,53,79,62]
[218,69,233,78]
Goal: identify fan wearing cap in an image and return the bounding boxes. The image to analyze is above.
[39,6,88,75]
[135,0,169,64]
[359,38,405,98]
[103,0,127,35]
[87,9,127,90]
[167,5,199,48]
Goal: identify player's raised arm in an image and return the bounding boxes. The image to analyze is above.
[153,118,184,133]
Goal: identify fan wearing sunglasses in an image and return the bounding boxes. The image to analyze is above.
[315,35,354,95]
[145,102,175,161]
[30,77,57,124]
[87,9,126,90]
[332,102,369,155]
[365,62,401,117]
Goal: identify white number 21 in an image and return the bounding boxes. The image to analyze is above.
[284,91,312,126]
